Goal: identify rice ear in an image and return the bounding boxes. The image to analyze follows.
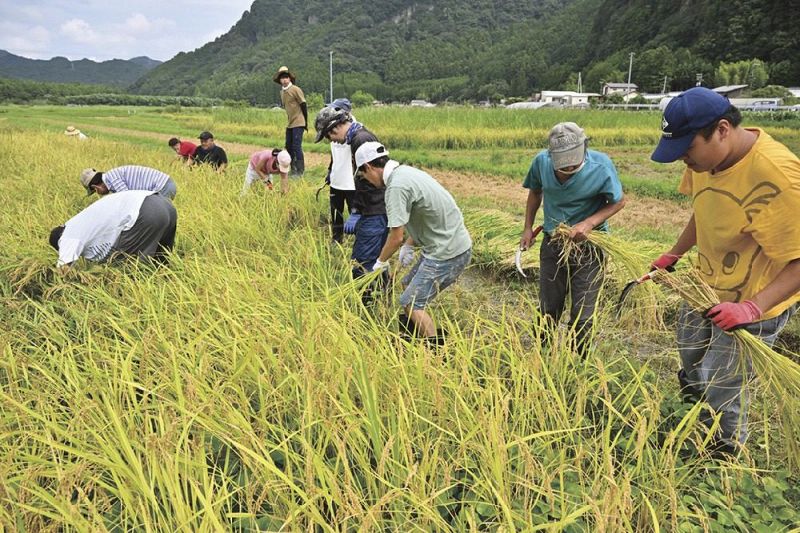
[655,267,800,471]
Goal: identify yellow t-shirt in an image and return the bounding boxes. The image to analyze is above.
[679,128,800,319]
[280,84,306,128]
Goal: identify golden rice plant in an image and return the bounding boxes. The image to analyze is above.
[654,268,800,471]
[550,223,670,331]
[1,117,798,530]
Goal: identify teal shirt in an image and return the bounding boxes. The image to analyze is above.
[522,149,624,234]
[385,164,472,261]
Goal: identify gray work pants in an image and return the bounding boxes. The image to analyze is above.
[539,235,605,356]
[677,303,797,446]
[113,195,177,264]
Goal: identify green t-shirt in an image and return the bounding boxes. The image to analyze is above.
[384,163,472,261]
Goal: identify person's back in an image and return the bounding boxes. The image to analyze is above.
[103,165,171,194]
[385,164,471,261]
[350,127,386,216]
[56,190,155,266]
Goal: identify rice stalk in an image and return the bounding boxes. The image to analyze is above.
[654,268,800,471]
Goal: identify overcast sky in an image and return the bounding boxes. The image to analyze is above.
[0,0,254,62]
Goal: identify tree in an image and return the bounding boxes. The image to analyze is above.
[633,47,676,93]
[751,85,792,98]
[715,59,769,89]
[350,90,374,108]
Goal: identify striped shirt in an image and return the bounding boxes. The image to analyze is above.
[57,190,155,266]
[103,165,170,194]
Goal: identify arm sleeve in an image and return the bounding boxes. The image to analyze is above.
[522,154,544,190]
[385,187,412,228]
[600,158,624,203]
[219,148,228,165]
[300,102,308,128]
[104,171,128,192]
[57,238,83,267]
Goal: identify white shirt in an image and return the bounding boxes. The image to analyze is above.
[329,142,355,190]
[57,190,155,266]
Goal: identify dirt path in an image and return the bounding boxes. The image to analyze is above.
[430,168,692,231]
[76,123,329,166]
[88,123,690,230]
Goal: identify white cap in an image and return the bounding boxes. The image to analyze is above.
[354,141,389,169]
[276,150,291,173]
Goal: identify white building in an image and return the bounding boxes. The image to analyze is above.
[539,91,600,107]
[602,82,638,96]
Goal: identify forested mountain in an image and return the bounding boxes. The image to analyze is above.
[127,0,798,103]
[0,50,162,88]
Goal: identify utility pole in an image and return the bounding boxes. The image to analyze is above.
[626,52,634,101]
[577,72,582,93]
[662,75,668,95]
[329,51,334,102]
[696,73,703,87]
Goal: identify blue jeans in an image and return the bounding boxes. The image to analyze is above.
[285,127,304,175]
[351,214,388,278]
[677,303,797,446]
[399,248,471,310]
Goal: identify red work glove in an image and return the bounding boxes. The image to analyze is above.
[705,300,763,331]
[651,253,682,272]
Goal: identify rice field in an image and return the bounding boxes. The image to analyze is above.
[1,106,799,531]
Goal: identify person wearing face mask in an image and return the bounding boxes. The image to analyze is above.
[519,122,626,358]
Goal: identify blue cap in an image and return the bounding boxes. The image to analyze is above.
[651,87,731,163]
[328,98,352,113]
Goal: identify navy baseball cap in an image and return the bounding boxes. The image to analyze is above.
[328,98,352,113]
[651,87,731,163]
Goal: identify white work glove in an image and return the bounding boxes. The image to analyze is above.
[372,259,390,272]
[398,244,415,267]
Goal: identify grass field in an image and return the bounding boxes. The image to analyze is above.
[1,105,799,531]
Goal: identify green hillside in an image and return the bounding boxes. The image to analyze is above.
[0,50,161,88]
[133,0,800,102]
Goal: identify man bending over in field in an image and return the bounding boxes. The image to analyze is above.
[168,137,196,166]
[519,122,625,359]
[356,142,472,345]
[49,190,177,269]
[650,87,800,456]
[242,148,291,194]
[80,165,177,200]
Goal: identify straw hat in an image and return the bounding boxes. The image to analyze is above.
[64,126,81,136]
[273,66,296,84]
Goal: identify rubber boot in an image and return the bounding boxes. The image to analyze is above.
[677,369,703,403]
[398,313,418,341]
[425,328,447,347]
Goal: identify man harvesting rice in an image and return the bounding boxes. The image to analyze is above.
[650,87,800,456]
[519,122,626,358]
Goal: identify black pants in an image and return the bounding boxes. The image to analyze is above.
[113,195,177,264]
[330,187,356,243]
